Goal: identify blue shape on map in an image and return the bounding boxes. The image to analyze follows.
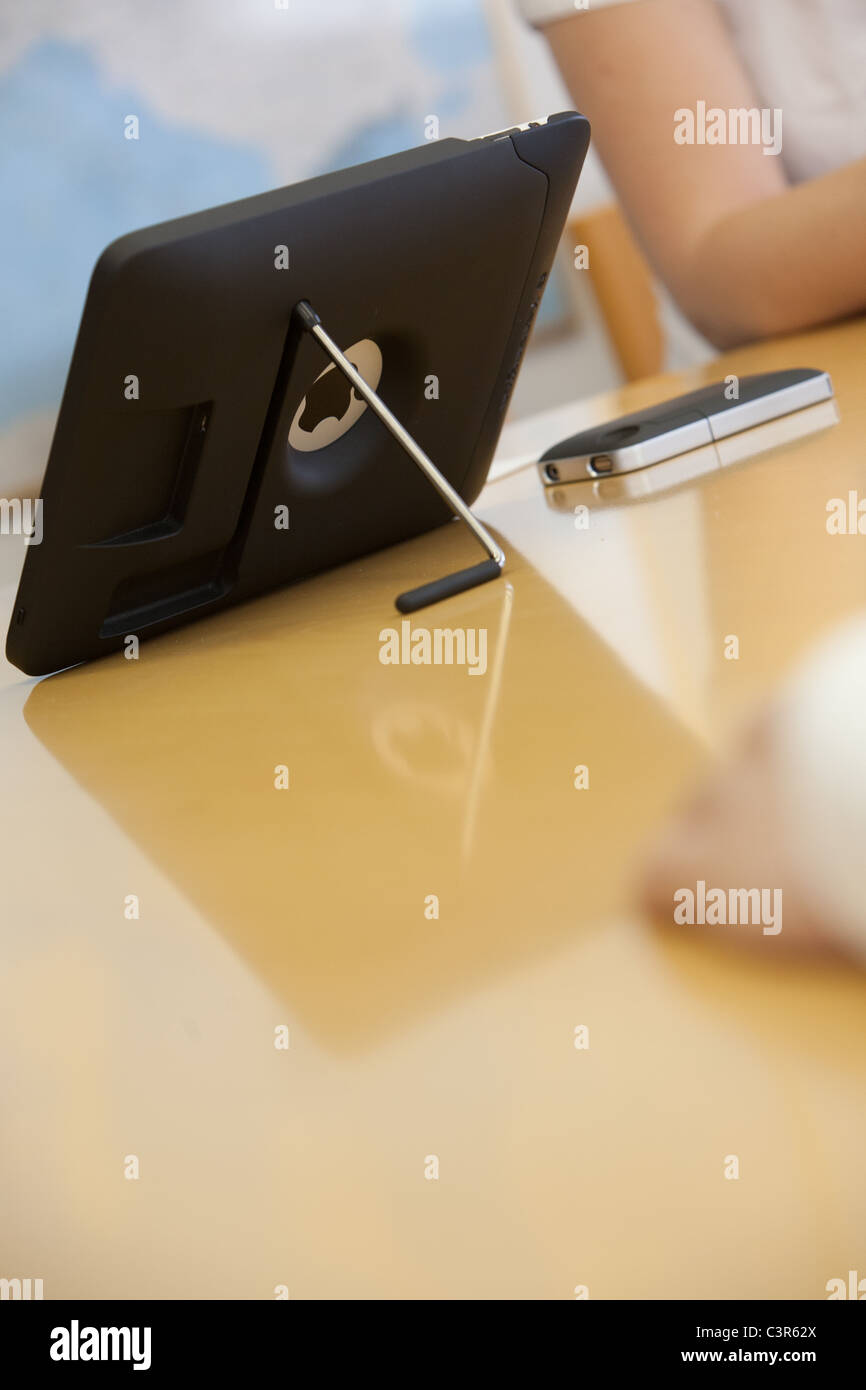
[0,40,272,425]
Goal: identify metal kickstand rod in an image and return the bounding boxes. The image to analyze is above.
[294,300,505,613]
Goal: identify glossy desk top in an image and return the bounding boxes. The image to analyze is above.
[1,319,865,1299]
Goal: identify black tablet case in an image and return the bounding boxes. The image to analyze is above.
[7,113,590,676]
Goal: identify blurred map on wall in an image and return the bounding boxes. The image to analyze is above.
[0,0,508,432]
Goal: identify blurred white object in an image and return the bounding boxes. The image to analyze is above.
[776,612,866,960]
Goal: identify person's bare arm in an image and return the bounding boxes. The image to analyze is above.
[543,0,866,347]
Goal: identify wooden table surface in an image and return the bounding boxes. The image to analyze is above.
[1,318,865,1300]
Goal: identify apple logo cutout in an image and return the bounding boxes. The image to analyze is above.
[288,339,383,453]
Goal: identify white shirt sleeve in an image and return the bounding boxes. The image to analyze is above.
[516,0,636,27]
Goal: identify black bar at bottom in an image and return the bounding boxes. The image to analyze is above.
[4,1296,860,1376]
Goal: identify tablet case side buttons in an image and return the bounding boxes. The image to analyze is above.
[498,294,543,415]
